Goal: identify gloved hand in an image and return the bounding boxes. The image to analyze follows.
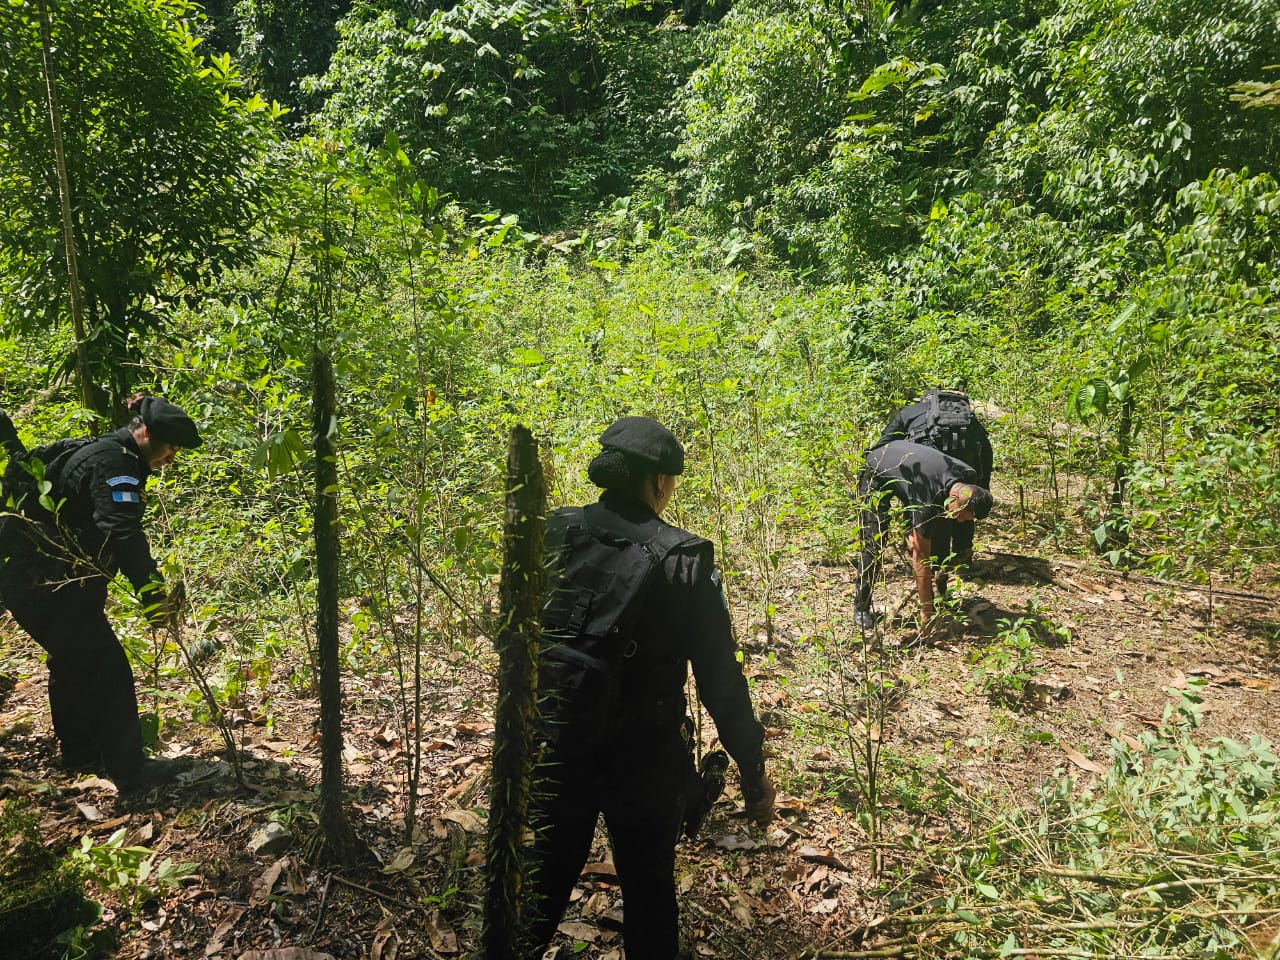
[741,770,777,827]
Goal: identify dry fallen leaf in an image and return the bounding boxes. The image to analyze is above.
[426,909,458,954]
[580,861,618,882]
[802,865,828,894]
[249,858,285,907]
[1061,744,1105,774]
[797,845,850,871]
[556,920,602,942]
[75,802,102,822]
[371,916,398,960]
[381,847,415,874]
[714,835,757,851]
[205,907,245,957]
[440,809,483,833]
[580,890,611,918]
[236,950,336,960]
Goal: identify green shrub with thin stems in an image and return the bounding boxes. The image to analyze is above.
[893,686,1280,958]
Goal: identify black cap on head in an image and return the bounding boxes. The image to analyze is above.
[599,416,684,475]
[140,397,203,449]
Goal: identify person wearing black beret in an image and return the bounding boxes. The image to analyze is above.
[0,393,202,792]
[522,416,775,959]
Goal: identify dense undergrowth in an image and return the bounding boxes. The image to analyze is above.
[3,0,1280,954]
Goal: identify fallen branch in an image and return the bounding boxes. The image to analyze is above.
[1041,556,1276,604]
[1121,874,1280,900]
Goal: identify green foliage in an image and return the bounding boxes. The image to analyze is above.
[677,0,1280,278]
[966,617,1043,705]
[71,828,199,909]
[992,0,1280,229]
[1232,65,1280,108]
[234,0,351,114]
[916,689,1280,957]
[0,800,98,960]
[308,0,697,230]
[678,0,946,270]
[0,0,281,411]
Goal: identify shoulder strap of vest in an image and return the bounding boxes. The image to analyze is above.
[49,436,120,489]
[643,522,706,563]
[572,503,705,562]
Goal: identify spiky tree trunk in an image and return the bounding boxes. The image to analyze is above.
[312,348,357,864]
[483,426,545,959]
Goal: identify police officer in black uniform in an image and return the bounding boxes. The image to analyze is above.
[874,390,993,580]
[523,417,776,960]
[853,440,993,637]
[0,395,202,791]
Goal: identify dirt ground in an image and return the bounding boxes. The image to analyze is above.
[1,521,1277,960]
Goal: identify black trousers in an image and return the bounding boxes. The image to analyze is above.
[3,573,144,781]
[523,727,693,959]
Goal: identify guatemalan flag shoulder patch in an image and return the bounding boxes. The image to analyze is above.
[112,490,142,503]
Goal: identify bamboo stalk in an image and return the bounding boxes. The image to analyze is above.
[35,0,95,414]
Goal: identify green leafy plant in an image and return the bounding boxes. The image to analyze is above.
[0,800,98,960]
[71,830,198,909]
[0,0,283,412]
[966,617,1043,705]
[898,688,1280,958]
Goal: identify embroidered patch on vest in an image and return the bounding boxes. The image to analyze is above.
[107,475,140,488]
[111,490,141,503]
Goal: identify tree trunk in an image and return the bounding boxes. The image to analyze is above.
[35,0,98,419]
[312,348,357,864]
[482,425,545,960]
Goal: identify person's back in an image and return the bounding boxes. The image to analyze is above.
[875,388,992,487]
[862,440,978,523]
[524,417,774,960]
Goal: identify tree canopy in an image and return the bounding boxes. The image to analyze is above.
[0,0,279,413]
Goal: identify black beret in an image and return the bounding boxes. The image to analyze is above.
[141,397,203,449]
[599,416,684,475]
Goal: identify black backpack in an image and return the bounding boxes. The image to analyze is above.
[538,506,699,754]
[1,437,94,521]
[910,389,982,468]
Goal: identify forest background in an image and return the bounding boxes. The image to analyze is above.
[2,0,1280,958]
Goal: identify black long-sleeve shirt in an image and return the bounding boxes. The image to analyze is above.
[49,428,159,593]
[862,440,978,536]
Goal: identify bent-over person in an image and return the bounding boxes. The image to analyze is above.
[853,440,993,638]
